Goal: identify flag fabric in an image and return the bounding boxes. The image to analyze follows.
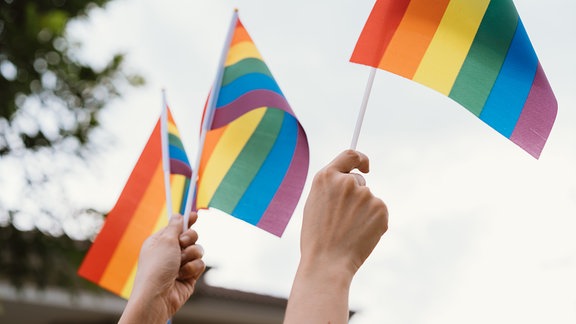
[194,13,309,237]
[78,107,191,298]
[351,0,557,158]
[165,106,193,215]
[167,112,193,180]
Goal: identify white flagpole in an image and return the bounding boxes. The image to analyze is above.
[182,9,240,231]
[161,89,173,220]
[350,67,377,150]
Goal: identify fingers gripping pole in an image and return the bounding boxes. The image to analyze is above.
[350,68,377,150]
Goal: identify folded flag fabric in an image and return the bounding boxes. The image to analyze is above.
[351,0,557,158]
[78,107,191,298]
[166,107,193,215]
[194,12,309,237]
[167,113,193,179]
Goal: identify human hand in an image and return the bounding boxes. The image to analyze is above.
[300,149,388,277]
[119,212,205,324]
[284,150,388,324]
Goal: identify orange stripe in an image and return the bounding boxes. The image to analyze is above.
[379,0,451,78]
[231,20,252,46]
[98,163,166,295]
[119,265,137,299]
[120,199,170,299]
[199,126,227,181]
[78,122,162,283]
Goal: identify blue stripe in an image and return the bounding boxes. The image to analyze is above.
[169,145,190,165]
[178,177,191,215]
[231,111,297,224]
[216,73,284,108]
[479,20,538,138]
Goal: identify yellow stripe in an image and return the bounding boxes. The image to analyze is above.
[120,266,137,299]
[413,0,490,94]
[167,121,179,135]
[225,41,263,66]
[99,164,166,294]
[170,174,187,213]
[119,215,168,299]
[196,108,266,208]
[152,210,169,232]
[119,204,170,299]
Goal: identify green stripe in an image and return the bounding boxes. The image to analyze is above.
[209,108,284,213]
[168,133,185,151]
[449,0,519,116]
[177,177,191,215]
[222,58,272,86]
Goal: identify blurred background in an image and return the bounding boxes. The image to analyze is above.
[1,0,575,323]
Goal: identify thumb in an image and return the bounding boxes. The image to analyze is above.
[329,150,370,174]
[166,214,184,236]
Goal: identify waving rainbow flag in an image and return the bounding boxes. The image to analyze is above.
[78,105,191,298]
[163,97,193,216]
[192,11,309,237]
[351,0,557,158]
[166,113,192,180]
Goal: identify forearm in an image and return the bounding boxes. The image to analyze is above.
[284,260,353,324]
[118,291,168,324]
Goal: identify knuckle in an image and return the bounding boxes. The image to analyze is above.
[374,199,389,232]
[343,149,359,160]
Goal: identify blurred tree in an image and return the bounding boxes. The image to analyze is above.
[0,222,92,291]
[0,0,143,239]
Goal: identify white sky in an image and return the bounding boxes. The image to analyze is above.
[12,0,576,322]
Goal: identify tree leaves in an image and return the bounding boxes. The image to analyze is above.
[0,0,143,236]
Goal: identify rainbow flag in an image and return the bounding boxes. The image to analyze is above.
[167,113,192,180]
[164,103,193,216]
[194,12,309,237]
[78,107,191,298]
[351,0,557,158]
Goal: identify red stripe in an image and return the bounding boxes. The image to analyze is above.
[350,0,412,67]
[99,163,166,295]
[78,121,162,283]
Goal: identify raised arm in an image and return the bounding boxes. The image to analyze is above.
[284,150,389,324]
[119,212,206,324]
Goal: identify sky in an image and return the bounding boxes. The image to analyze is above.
[5,0,576,323]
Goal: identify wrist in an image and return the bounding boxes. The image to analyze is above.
[284,255,354,324]
[119,289,169,324]
[296,255,354,293]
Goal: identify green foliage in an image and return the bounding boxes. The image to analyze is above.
[0,220,93,291]
[0,0,143,154]
[0,0,145,290]
[0,0,143,238]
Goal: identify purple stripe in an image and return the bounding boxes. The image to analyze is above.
[509,63,557,159]
[212,90,295,129]
[257,125,309,236]
[170,159,192,178]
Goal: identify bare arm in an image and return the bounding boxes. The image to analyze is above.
[119,212,206,324]
[284,150,389,324]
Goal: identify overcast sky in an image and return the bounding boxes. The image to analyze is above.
[10,0,576,322]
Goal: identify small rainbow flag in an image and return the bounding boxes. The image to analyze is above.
[167,114,193,180]
[78,106,191,298]
[193,11,309,237]
[163,99,193,216]
[351,0,557,158]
